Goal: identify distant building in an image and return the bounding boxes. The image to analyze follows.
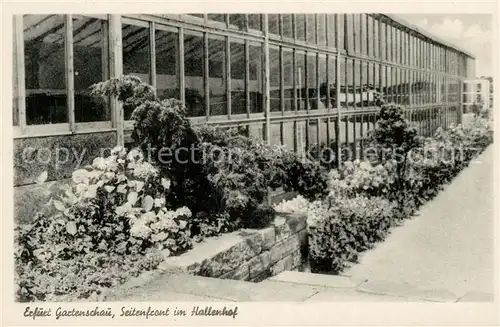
[462,78,492,113]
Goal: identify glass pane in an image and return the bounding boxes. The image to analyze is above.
[346,59,353,108]
[249,43,263,113]
[354,60,361,106]
[381,65,387,103]
[306,14,316,44]
[122,23,150,120]
[361,61,368,106]
[340,58,346,108]
[73,16,109,122]
[283,49,294,111]
[296,52,306,110]
[367,15,373,57]
[328,55,336,108]
[296,14,306,41]
[307,53,317,109]
[269,47,280,112]
[248,14,262,31]
[208,14,226,24]
[230,41,246,114]
[327,14,335,47]
[13,20,18,126]
[338,14,345,50]
[184,32,205,117]
[354,14,361,53]
[188,14,204,18]
[24,14,67,125]
[229,14,246,30]
[282,14,293,38]
[374,18,379,58]
[208,36,227,116]
[156,29,179,100]
[318,55,327,109]
[268,14,280,35]
[317,14,326,46]
[361,14,367,55]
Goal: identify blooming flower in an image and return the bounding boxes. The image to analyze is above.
[130,221,152,239]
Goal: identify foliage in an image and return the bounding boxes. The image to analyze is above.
[92,75,328,237]
[15,147,192,302]
[326,160,396,199]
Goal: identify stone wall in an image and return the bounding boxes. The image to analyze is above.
[158,213,308,282]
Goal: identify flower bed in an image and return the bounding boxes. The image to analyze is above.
[275,106,493,275]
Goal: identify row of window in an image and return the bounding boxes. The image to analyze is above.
[12,14,466,128]
[186,13,469,77]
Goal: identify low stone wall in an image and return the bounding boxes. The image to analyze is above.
[157,213,308,282]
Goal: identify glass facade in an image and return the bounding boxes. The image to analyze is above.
[13,13,473,150]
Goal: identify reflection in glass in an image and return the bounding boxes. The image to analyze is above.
[229,14,246,30]
[230,41,246,114]
[269,47,281,112]
[283,50,294,111]
[282,14,293,38]
[123,23,150,120]
[208,14,226,24]
[296,52,306,110]
[249,43,263,113]
[268,14,280,35]
[317,14,327,46]
[248,14,262,31]
[296,14,306,41]
[306,14,316,44]
[318,55,327,109]
[73,16,109,122]
[208,36,227,116]
[24,14,67,125]
[307,53,317,109]
[184,33,205,117]
[156,29,180,100]
[328,55,337,108]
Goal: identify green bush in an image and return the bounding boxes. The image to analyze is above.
[308,195,396,273]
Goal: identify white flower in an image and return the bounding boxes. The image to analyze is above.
[133,162,158,179]
[130,221,152,239]
[92,157,107,170]
[104,156,119,171]
[72,169,90,184]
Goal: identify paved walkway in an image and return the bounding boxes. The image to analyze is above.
[344,145,496,297]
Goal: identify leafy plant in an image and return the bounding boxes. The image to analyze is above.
[15,147,192,302]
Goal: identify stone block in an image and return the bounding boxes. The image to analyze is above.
[270,233,302,264]
[270,255,294,276]
[220,264,250,281]
[248,251,272,279]
[258,227,276,251]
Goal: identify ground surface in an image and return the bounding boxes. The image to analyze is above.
[344,145,496,297]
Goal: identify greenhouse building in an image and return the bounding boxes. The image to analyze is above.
[12,13,475,220]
